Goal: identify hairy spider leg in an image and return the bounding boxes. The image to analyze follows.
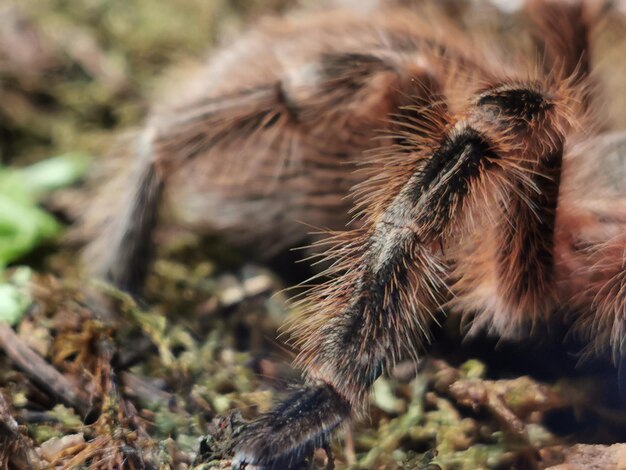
[232,74,580,467]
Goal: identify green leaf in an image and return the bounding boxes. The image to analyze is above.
[0,267,33,325]
[0,153,90,266]
[17,153,91,196]
[0,194,61,266]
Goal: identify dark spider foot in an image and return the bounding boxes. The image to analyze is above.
[195,411,247,465]
[232,383,351,470]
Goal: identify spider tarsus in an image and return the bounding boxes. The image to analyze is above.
[232,383,350,470]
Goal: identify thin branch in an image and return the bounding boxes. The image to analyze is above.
[0,323,92,417]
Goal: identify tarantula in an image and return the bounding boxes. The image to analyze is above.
[84,0,626,468]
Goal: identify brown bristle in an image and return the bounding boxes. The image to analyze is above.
[78,2,626,468]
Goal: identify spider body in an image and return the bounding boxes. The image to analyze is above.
[84,1,626,468]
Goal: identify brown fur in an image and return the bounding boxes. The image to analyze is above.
[82,2,626,468]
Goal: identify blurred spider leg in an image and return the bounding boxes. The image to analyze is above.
[85,51,447,298]
[87,129,164,296]
[559,132,626,364]
[597,245,626,363]
[526,0,594,81]
[84,85,292,295]
[576,135,626,363]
